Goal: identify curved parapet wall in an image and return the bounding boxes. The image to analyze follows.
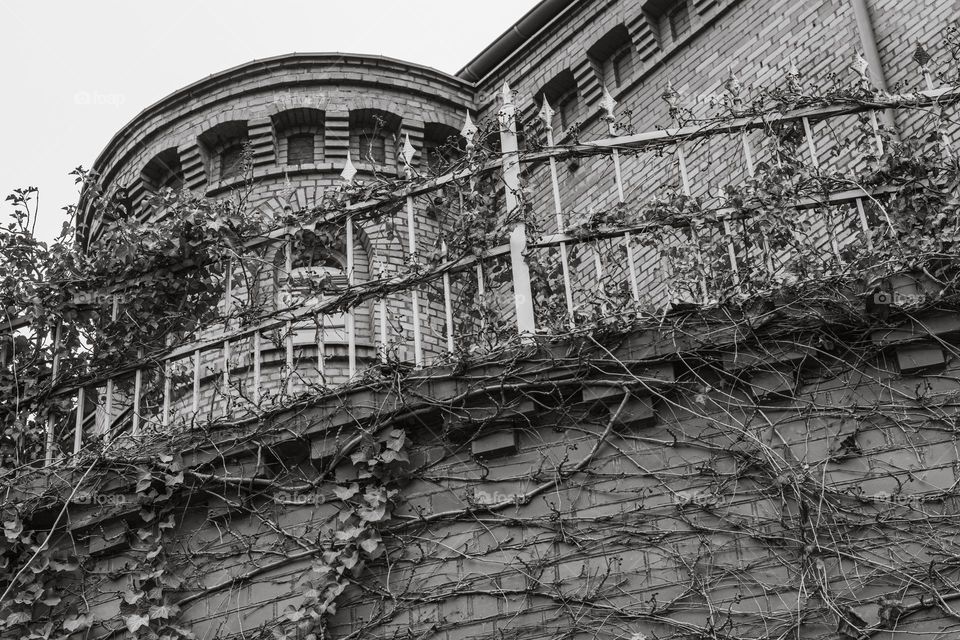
[81,52,475,244]
[81,54,478,416]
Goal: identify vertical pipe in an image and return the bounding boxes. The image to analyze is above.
[848,0,898,134]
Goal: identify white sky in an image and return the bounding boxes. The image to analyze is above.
[0,0,540,242]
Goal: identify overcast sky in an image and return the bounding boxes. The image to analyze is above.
[0,0,540,242]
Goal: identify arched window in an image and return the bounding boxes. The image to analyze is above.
[272,109,325,166]
[422,123,463,174]
[350,109,401,168]
[197,120,249,184]
[141,148,184,193]
[588,25,635,89]
[535,70,580,133]
[220,143,245,180]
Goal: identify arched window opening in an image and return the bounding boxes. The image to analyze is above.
[220,143,245,180]
[272,108,325,166]
[588,25,635,90]
[422,123,463,174]
[535,70,580,133]
[197,120,249,184]
[141,148,185,193]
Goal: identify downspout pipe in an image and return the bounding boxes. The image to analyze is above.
[849,0,899,137]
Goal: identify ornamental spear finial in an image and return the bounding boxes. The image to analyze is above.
[340,152,357,183]
[538,96,555,130]
[601,86,618,120]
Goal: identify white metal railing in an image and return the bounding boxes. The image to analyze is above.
[2,57,958,465]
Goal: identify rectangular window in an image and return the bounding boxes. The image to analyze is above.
[611,46,633,87]
[220,145,245,180]
[287,134,315,165]
[357,132,386,164]
[668,1,691,40]
[558,93,579,131]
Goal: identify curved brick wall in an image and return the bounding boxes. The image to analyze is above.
[83,54,478,419]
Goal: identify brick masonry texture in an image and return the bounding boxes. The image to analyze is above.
[76,1,960,638]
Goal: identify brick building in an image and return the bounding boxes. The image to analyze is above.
[7,1,960,640]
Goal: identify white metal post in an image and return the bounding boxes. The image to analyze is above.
[499,82,536,341]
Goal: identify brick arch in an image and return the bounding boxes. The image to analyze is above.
[197,120,249,182]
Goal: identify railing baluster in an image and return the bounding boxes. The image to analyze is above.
[252,330,261,404]
[676,143,710,302]
[222,259,232,417]
[284,239,294,396]
[44,320,62,464]
[377,261,388,363]
[192,349,201,415]
[132,348,143,435]
[345,214,356,377]
[601,89,640,306]
[73,385,84,455]
[316,315,326,382]
[104,296,119,435]
[162,335,172,428]
[442,241,455,353]
[802,117,843,263]
[402,135,425,367]
[854,198,874,250]
[741,132,775,276]
[540,97,577,326]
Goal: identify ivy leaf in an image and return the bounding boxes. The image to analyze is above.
[148,604,178,619]
[5,611,31,626]
[121,589,145,605]
[62,613,94,632]
[124,614,150,633]
[332,483,359,501]
[3,516,23,541]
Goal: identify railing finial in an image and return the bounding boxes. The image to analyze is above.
[460,112,478,154]
[538,96,555,131]
[401,133,417,171]
[786,57,801,93]
[340,152,357,184]
[913,41,932,71]
[501,81,514,106]
[601,86,617,121]
[724,67,743,110]
[851,50,870,82]
[662,80,681,121]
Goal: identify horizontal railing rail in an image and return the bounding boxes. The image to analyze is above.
[3,62,957,466]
